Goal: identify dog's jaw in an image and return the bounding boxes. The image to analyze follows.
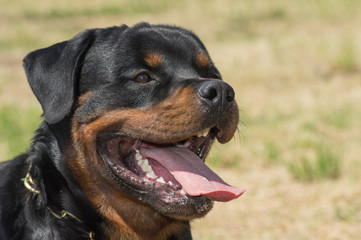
[68,86,242,239]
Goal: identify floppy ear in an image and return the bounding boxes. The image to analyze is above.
[23,30,95,124]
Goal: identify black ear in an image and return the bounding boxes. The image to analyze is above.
[23,30,95,124]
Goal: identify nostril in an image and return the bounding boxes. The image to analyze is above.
[225,88,235,103]
[198,82,219,102]
[201,87,218,101]
[226,95,233,102]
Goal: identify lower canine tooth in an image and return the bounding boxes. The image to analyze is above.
[180,188,187,195]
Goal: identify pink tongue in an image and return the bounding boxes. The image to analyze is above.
[140,147,245,202]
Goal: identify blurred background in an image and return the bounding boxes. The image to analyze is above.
[1,0,360,239]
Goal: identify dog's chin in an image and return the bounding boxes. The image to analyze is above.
[96,128,218,219]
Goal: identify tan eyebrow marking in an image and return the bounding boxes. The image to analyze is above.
[144,52,163,68]
[196,51,210,68]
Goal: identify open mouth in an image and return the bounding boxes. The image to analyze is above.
[97,127,245,206]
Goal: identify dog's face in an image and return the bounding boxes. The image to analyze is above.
[24,23,244,228]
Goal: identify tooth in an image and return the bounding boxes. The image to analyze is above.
[180,188,187,195]
[137,155,161,180]
[140,160,152,172]
[143,165,152,172]
[197,129,210,138]
[135,150,143,161]
[146,171,158,179]
[168,181,174,186]
[202,130,209,137]
[176,143,186,148]
[156,177,166,183]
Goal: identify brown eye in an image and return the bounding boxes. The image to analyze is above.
[134,72,151,83]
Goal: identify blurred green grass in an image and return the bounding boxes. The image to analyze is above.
[0,105,41,160]
[22,1,177,19]
[286,144,341,181]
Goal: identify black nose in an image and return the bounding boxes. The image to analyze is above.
[197,80,235,111]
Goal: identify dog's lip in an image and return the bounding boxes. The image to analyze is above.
[97,128,245,204]
[97,131,214,204]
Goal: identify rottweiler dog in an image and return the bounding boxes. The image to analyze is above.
[0,22,245,240]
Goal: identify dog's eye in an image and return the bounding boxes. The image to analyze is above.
[134,73,151,83]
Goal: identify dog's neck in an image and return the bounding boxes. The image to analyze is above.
[24,122,100,238]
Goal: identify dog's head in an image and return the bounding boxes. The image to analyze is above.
[23,22,244,232]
